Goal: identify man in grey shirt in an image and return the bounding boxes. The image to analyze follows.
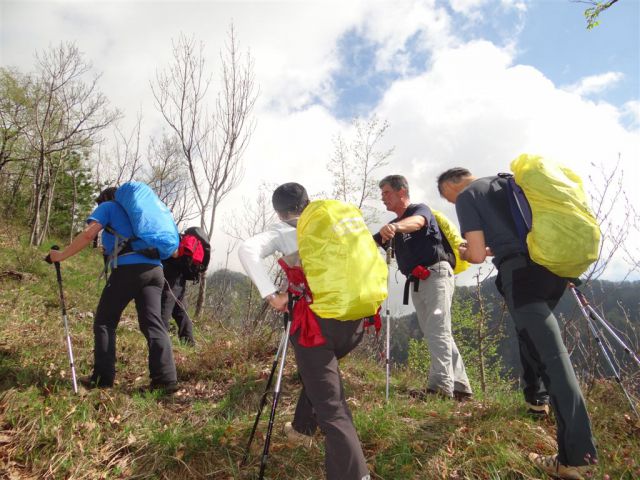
[437,168,597,480]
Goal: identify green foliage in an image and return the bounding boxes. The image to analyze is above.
[583,0,619,30]
[452,296,510,394]
[44,152,97,241]
[407,337,430,377]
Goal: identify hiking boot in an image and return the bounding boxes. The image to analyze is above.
[284,422,313,448]
[526,401,550,417]
[453,390,473,402]
[78,375,113,389]
[146,381,180,395]
[528,453,590,480]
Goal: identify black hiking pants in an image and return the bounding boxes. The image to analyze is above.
[497,255,597,466]
[92,264,177,386]
[291,316,369,480]
[161,269,194,345]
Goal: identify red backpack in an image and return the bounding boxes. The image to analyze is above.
[177,227,211,282]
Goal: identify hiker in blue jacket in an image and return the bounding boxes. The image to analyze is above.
[47,187,178,393]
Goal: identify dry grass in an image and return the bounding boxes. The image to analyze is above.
[1,228,639,479]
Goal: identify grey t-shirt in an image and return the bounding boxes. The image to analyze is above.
[455,176,524,266]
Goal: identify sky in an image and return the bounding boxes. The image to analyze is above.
[1,0,639,306]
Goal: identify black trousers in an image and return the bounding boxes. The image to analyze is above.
[161,270,194,344]
[92,264,177,386]
[498,256,597,466]
[291,317,369,480]
[497,267,552,407]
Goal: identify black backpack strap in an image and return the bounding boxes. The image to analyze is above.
[498,173,531,253]
[103,225,134,271]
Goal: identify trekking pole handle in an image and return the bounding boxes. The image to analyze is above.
[47,245,63,283]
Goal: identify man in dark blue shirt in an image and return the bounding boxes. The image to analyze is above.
[437,167,597,479]
[373,175,472,401]
[48,187,178,393]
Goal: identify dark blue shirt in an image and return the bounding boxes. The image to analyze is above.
[374,203,446,276]
[88,201,162,267]
[455,176,524,267]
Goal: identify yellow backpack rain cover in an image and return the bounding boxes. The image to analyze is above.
[297,200,388,321]
[431,209,470,275]
[511,153,601,278]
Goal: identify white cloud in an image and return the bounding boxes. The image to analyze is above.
[621,100,640,128]
[1,0,638,286]
[565,72,624,97]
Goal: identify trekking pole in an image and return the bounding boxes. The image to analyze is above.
[571,285,640,368]
[385,241,393,402]
[242,326,288,465]
[259,306,292,480]
[569,284,640,420]
[45,246,78,394]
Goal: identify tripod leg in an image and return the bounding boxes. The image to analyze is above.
[242,330,287,465]
[259,318,292,480]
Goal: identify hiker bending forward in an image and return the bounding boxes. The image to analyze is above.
[47,187,178,392]
[238,183,371,480]
[374,175,472,401]
[437,168,597,478]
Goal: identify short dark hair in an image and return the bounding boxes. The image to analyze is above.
[436,168,472,194]
[272,182,310,215]
[96,187,117,204]
[379,175,410,195]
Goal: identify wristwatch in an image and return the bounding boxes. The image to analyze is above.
[265,292,278,302]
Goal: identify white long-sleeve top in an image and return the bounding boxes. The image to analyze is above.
[237,221,299,298]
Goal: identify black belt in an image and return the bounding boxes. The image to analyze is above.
[403,275,420,305]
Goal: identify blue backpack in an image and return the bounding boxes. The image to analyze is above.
[106,182,180,261]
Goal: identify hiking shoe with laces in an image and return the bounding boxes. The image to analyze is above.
[78,375,113,389]
[142,381,179,395]
[284,422,313,448]
[528,453,590,480]
[453,390,473,402]
[526,401,550,417]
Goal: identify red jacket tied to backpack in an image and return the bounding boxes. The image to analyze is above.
[172,227,210,282]
[179,234,205,264]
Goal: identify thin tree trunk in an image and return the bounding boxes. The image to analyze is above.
[69,171,77,243]
[29,152,45,246]
[196,275,207,320]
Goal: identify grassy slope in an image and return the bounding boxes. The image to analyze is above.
[0,226,639,479]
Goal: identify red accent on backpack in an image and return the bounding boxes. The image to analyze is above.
[277,258,326,347]
[178,235,205,264]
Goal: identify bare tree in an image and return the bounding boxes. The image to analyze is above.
[0,68,29,175]
[328,116,393,222]
[224,183,279,331]
[23,42,119,246]
[152,26,257,317]
[145,133,195,226]
[584,156,635,282]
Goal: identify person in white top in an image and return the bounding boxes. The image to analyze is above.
[238,183,371,480]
